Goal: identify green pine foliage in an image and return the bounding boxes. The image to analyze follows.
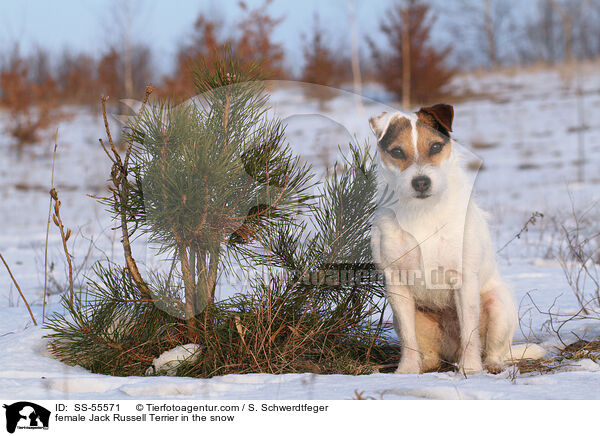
[45,50,396,377]
[45,263,184,376]
[122,51,313,332]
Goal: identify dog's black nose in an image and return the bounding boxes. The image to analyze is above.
[411,175,431,193]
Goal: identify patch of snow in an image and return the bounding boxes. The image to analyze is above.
[562,359,600,372]
[2,66,600,399]
[146,344,201,376]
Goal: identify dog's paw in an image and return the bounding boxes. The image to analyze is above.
[458,359,483,375]
[484,360,504,374]
[395,360,422,374]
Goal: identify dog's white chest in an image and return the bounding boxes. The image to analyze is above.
[374,212,465,309]
[405,220,463,273]
[404,220,463,301]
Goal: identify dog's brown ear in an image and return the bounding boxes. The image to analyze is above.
[369,112,389,139]
[417,104,453,135]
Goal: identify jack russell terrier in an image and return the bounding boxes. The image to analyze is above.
[369,104,544,374]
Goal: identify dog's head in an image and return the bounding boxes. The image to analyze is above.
[369,104,454,203]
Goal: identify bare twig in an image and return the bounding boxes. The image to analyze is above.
[101,96,120,158]
[497,211,544,254]
[0,252,37,325]
[50,188,74,306]
[124,85,153,166]
[526,292,599,347]
[100,87,153,300]
[555,194,600,315]
[43,130,58,322]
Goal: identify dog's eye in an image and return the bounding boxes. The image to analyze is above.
[429,142,444,156]
[388,147,406,159]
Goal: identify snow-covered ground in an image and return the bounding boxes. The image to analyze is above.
[1,66,600,400]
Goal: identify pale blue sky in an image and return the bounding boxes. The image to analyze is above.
[0,0,397,74]
[0,0,537,75]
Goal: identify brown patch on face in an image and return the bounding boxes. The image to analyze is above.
[415,121,451,167]
[377,116,414,171]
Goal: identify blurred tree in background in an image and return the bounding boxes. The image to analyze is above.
[160,0,286,101]
[1,0,600,141]
[0,48,63,146]
[368,0,455,107]
[300,14,348,104]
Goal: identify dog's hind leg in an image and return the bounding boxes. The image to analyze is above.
[414,308,460,372]
[480,280,518,373]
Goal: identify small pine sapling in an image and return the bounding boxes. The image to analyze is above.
[45,50,395,377]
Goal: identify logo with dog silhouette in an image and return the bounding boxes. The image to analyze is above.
[3,402,50,433]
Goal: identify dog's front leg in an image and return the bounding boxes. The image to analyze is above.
[373,210,422,373]
[454,272,483,374]
[386,280,421,374]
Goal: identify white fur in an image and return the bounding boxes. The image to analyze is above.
[507,343,546,361]
[370,111,540,374]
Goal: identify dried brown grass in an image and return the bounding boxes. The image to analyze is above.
[517,339,600,375]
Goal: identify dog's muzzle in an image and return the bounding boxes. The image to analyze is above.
[411,175,431,198]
